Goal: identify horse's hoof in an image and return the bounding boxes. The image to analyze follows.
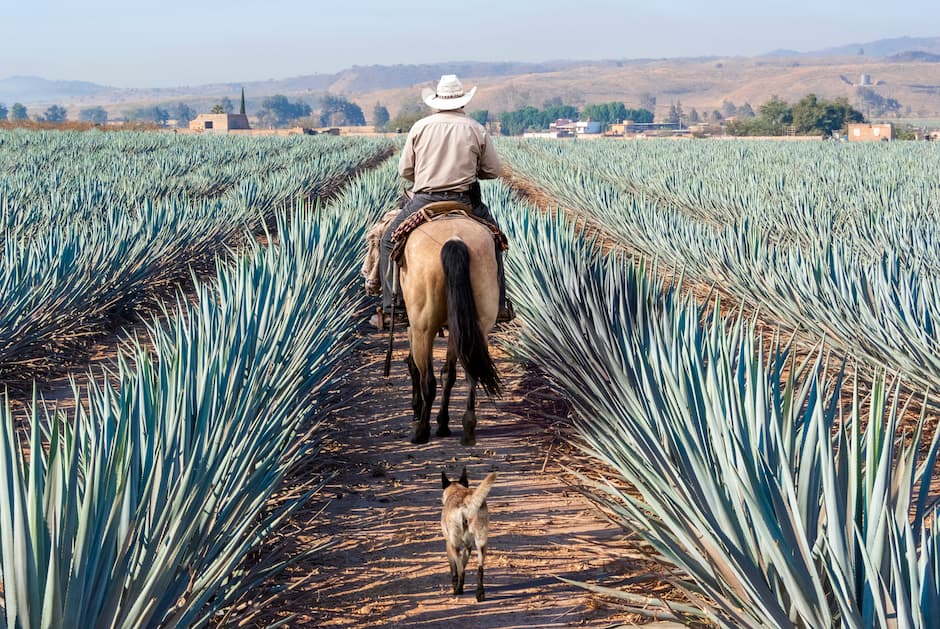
[460,436,476,447]
[411,423,431,444]
[476,589,485,602]
[436,425,452,437]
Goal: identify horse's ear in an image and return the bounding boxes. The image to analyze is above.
[441,471,450,489]
[458,467,469,487]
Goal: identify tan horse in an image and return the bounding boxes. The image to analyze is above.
[399,215,501,445]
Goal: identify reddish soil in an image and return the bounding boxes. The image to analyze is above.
[235,320,681,628]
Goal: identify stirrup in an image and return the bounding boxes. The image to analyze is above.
[370,306,408,330]
[496,301,516,323]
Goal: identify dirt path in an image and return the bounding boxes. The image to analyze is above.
[244,319,652,628]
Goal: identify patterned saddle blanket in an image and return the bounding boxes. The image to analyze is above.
[389,201,509,263]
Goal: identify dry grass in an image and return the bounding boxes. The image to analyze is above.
[0,120,162,132]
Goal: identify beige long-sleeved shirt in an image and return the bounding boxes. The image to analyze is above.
[398,110,502,193]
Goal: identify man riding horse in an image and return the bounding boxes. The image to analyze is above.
[373,74,512,328]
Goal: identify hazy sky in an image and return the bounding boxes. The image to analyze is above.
[2,0,937,87]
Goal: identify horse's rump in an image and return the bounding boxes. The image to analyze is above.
[401,217,499,331]
[441,239,500,396]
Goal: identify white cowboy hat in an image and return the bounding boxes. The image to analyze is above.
[421,74,477,110]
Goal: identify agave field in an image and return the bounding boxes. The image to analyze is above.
[500,138,940,401]
[492,138,940,626]
[0,129,393,385]
[0,130,400,627]
[2,130,940,627]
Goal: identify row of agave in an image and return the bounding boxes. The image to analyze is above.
[0,130,392,235]
[489,179,940,628]
[0,131,394,384]
[0,159,403,628]
[501,138,940,267]
[498,138,940,404]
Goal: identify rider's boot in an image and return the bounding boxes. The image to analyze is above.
[495,250,515,323]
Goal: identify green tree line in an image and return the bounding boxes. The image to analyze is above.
[498,101,653,135]
[726,94,865,137]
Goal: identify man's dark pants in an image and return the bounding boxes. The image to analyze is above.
[379,190,506,312]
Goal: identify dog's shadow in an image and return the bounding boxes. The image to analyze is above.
[477,575,557,601]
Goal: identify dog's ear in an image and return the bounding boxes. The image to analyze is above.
[458,467,469,487]
[441,470,450,489]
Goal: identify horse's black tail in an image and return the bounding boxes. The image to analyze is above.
[441,238,501,396]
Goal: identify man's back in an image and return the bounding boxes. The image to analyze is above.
[399,110,501,193]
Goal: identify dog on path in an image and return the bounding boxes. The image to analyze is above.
[441,468,496,601]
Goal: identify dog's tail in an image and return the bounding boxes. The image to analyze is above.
[466,472,497,514]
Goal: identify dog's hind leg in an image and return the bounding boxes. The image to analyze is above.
[447,544,460,594]
[455,546,470,594]
[475,544,487,601]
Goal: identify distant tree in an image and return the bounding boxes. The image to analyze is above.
[638,92,657,113]
[792,94,864,135]
[791,93,823,134]
[855,87,903,118]
[885,97,902,117]
[373,102,390,127]
[125,106,169,126]
[721,100,737,118]
[689,108,700,124]
[542,96,563,108]
[172,102,196,127]
[855,87,881,117]
[623,108,654,123]
[318,94,365,126]
[499,102,582,135]
[738,102,755,118]
[726,96,799,136]
[41,105,67,122]
[470,109,491,125]
[256,94,311,128]
[10,103,28,121]
[469,109,489,126]
[0,103,7,121]
[500,106,541,135]
[710,110,723,123]
[78,106,108,124]
[758,96,792,131]
[582,102,628,126]
[542,103,579,122]
[387,105,426,133]
[210,105,226,114]
[665,101,684,125]
[220,97,234,114]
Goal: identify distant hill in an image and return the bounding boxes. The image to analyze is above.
[0,61,578,109]
[803,36,940,58]
[887,50,940,62]
[356,54,940,122]
[0,76,114,103]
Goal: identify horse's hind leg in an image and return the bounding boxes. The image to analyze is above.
[409,332,436,444]
[436,345,457,437]
[406,353,421,410]
[461,378,478,446]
